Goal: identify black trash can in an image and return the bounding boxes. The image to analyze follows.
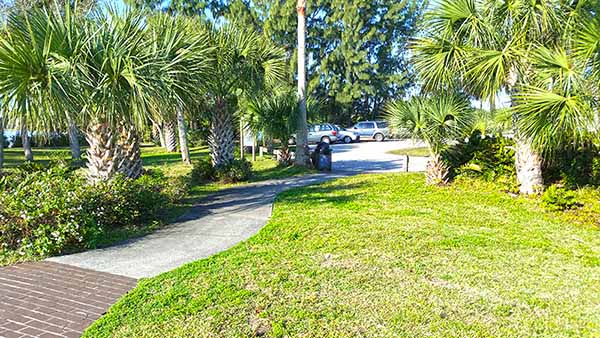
[311,142,332,171]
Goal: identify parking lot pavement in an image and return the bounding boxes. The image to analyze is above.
[316,140,428,173]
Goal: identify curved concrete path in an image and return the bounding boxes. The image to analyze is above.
[48,141,425,279]
[48,174,347,279]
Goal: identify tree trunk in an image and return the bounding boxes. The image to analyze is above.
[426,154,449,186]
[176,107,191,164]
[515,137,543,195]
[209,98,235,167]
[118,126,143,179]
[294,0,309,167]
[151,121,165,147]
[164,120,178,152]
[85,123,120,182]
[20,121,33,162]
[68,121,82,161]
[507,67,543,195]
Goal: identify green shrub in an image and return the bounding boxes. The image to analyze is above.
[215,159,253,183]
[543,145,600,187]
[0,164,173,257]
[446,133,516,183]
[541,185,581,211]
[191,158,216,183]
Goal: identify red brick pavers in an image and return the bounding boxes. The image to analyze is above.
[0,261,137,338]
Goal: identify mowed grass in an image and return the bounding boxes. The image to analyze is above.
[85,174,600,337]
[388,146,430,157]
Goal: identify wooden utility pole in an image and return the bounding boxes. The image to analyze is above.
[294,0,309,167]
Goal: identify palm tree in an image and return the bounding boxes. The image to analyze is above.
[0,7,69,164]
[202,22,286,167]
[295,0,309,167]
[245,88,299,165]
[78,7,163,181]
[386,94,473,185]
[411,0,589,194]
[146,13,211,164]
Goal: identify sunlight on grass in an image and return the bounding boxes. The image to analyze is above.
[388,147,430,157]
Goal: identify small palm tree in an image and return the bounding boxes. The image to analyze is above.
[386,94,473,185]
[245,88,299,165]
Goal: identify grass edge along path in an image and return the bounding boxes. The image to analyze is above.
[84,173,600,337]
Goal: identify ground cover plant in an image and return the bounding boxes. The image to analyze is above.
[0,145,310,266]
[85,174,600,337]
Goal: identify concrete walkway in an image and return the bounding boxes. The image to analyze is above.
[48,174,348,279]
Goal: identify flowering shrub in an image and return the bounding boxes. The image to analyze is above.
[0,164,177,257]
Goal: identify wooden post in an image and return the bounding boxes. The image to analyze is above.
[240,120,245,159]
[252,135,257,161]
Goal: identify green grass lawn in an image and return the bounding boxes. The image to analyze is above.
[85,174,600,337]
[388,147,430,157]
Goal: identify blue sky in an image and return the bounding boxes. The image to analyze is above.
[101,0,126,10]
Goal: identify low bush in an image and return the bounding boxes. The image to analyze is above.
[446,132,516,184]
[215,159,253,183]
[543,144,600,188]
[0,164,175,257]
[191,158,216,183]
[541,184,581,211]
[191,158,253,184]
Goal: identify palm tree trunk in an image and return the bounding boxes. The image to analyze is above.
[164,120,178,152]
[209,97,235,167]
[68,121,82,161]
[85,123,120,182]
[20,121,33,162]
[515,137,543,195]
[507,68,544,195]
[176,107,191,164]
[426,154,449,186]
[118,126,143,179]
[294,0,309,167]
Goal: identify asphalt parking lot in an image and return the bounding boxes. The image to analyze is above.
[312,140,428,173]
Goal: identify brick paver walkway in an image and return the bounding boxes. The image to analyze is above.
[0,261,136,338]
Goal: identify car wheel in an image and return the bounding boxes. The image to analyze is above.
[288,136,296,145]
[321,136,331,144]
[374,133,384,142]
[343,136,352,144]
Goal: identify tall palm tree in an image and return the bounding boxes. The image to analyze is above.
[202,22,286,167]
[411,0,589,194]
[78,7,162,181]
[0,7,69,164]
[295,0,309,167]
[386,94,473,185]
[146,13,211,164]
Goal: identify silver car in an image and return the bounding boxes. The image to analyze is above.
[334,125,360,143]
[351,120,389,142]
[289,123,339,144]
